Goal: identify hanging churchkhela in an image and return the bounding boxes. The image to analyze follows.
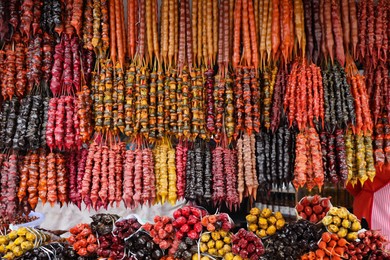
[0,0,387,216]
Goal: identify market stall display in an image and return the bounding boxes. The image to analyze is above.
[0,201,386,259]
[0,0,389,259]
[0,0,388,214]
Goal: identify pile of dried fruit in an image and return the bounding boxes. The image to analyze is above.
[231,228,264,259]
[0,215,38,230]
[345,230,389,260]
[125,231,163,260]
[316,232,348,259]
[25,202,388,260]
[201,213,233,232]
[296,195,332,223]
[261,220,323,260]
[66,223,98,257]
[0,227,50,259]
[199,230,232,258]
[173,237,198,260]
[18,242,94,260]
[113,217,142,240]
[172,206,207,240]
[96,233,126,259]
[322,207,361,241]
[90,213,120,236]
[95,217,142,259]
[246,207,285,238]
[143,216,176,251]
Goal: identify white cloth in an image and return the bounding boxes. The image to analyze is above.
[35,199,186,231]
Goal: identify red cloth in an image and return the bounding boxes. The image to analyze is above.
[346,164,390,227]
